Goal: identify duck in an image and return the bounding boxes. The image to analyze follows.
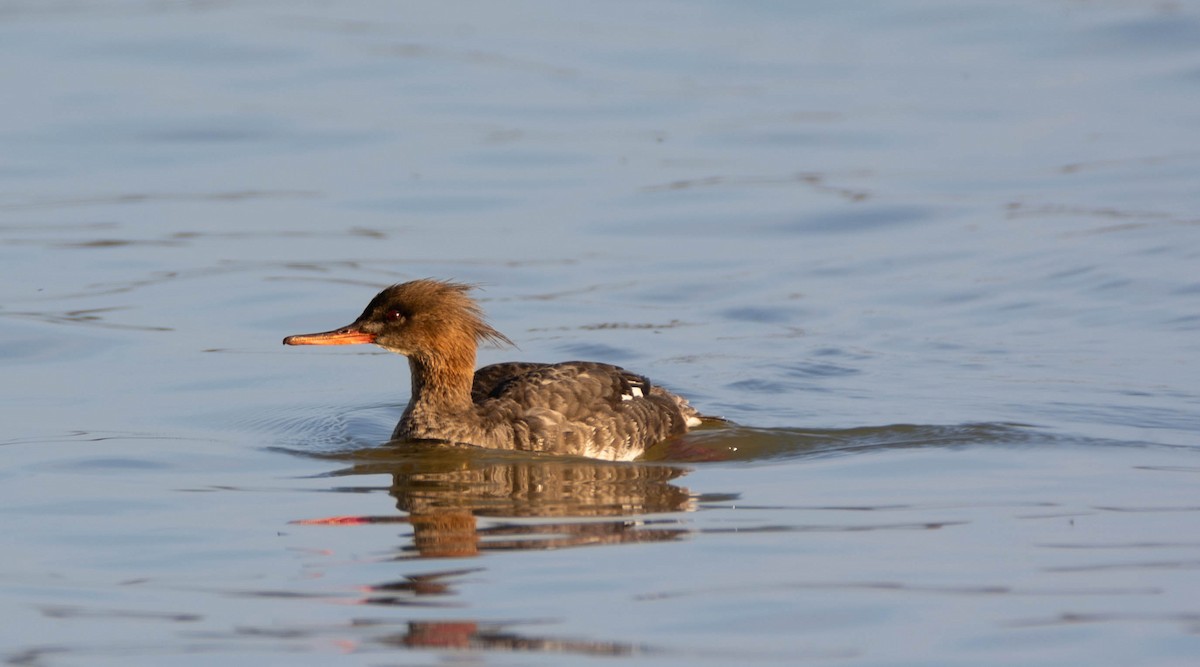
[283,279,702,461]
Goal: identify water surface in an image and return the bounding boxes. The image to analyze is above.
[2,1,1199,665]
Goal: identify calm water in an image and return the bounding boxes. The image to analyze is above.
[3,1,1200,665]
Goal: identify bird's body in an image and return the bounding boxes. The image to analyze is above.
[284,280,701,461]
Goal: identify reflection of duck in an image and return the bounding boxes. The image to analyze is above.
[284,279,703,461]
[379,448,693,517]
[335,570,650,656]
[313,446,696,558]
[382,619,641,655]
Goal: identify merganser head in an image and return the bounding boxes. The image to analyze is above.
[282,279,512,359]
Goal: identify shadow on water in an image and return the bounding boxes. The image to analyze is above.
[266,420,1149,657]
[646,420,1051,463]
[222,606,654,657]
[291,445,702,559]
[276,420,1055,560]
[369,618,647,655]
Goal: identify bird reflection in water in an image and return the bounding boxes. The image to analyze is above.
[300,443,699,560]
[377,619,643,655]
[279,422,1046,656]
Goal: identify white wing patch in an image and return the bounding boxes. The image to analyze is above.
[620,386,644,402]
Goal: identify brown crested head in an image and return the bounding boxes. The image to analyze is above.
[283,279,513,362]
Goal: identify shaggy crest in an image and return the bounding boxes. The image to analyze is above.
[362,279,514,349]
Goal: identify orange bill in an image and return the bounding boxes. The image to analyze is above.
[282,327,376,346]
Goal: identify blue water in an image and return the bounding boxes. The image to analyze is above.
[2,1,1199,665]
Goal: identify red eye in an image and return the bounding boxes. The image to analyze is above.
[385,309,406,323]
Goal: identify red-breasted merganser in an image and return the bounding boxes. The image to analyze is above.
[283,279,702,461]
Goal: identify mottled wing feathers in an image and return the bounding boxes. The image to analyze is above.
[478,361,652,417]
[471,362,549,402]
[469,360,696,459]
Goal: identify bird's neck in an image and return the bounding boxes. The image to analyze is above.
[402,334,478,422]
[406,356,474,411]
